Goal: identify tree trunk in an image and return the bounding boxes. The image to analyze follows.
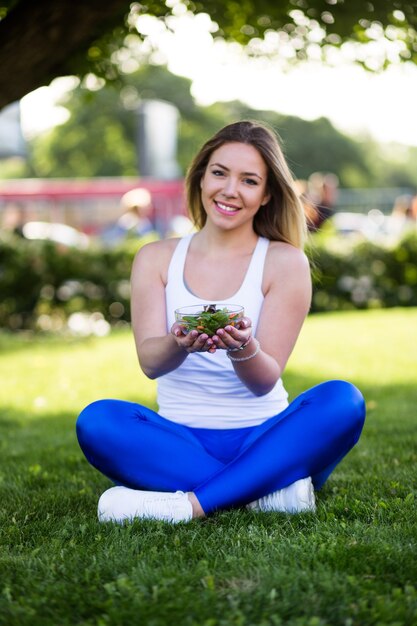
[0,0,130,110]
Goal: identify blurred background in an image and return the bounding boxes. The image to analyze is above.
[0,1,416,335]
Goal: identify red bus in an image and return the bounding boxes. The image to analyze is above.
[0,177,186,236]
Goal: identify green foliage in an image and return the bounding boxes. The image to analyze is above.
[309,231,417,312]
[221,104,374,186]
[26,64,416,189]
[2,0,417,90]
[1,230,417,331]
[192,1,417,67]
[0,233,136,330]
[28,80,138,178]
[0,235,45,328]
[361,141,417,189]
[278,117,372,186]
[1,0,417,110]
[0,309,416,624]
[28,65,206,178]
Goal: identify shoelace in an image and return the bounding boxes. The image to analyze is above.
[142,493,186,521]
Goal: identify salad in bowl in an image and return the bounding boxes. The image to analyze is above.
[175,304,244,337]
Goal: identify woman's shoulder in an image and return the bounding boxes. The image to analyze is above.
[266,240,310,271]
[262,240,311,291]
[262,240,311,299]
[132,237,182,276]
[134,237,180,261]
[139,236,180,252]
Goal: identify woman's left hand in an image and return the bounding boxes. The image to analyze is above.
[212,316,252,352]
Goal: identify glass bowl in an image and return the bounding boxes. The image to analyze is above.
[174,304,244,336]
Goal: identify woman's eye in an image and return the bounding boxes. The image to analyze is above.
[212,169,225,177]
[244,178,258,186]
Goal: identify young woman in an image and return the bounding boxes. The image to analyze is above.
[76,120,365,523]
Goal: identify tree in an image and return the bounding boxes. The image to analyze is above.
[1,0,417,110]
[0,0,129,110]
[27,64,377,187]
[26,66,228,178]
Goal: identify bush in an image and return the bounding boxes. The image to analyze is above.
[308,232,417,312]
[0,234,137,331]
[1,232,416,331]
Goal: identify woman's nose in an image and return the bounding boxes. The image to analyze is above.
[222,177,238,197]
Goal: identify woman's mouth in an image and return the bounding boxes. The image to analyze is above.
[214,201,241,216]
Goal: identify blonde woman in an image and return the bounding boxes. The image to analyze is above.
[77,121,365,523]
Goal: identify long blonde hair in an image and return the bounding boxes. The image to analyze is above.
[185,120,307,249]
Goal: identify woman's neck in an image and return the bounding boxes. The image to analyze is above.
[195,223,259,255]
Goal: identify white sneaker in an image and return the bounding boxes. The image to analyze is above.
[98,486,193,523]
[247,477,316,514]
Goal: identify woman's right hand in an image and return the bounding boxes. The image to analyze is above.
[171,323,217,354]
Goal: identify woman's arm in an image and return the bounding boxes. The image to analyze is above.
[213,243,312,396]
[130,241,215,379]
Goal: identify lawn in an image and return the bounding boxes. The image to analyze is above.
[0,308,416,626]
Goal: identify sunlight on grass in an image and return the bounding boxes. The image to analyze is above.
[0,331,157,418]
[0,308,416,626]
[288,308,416,386]
[0,308,414,420]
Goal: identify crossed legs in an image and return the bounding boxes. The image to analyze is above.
[76,380,366,520]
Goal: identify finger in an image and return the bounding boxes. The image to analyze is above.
[195,333,213,352]
[219,326,244,342]
[188,332,212,352]
[238,316,252,330]
[202,337,215,352]
[171,322,186,337]
[185,330,199,345]
[225,325,252,343]
[225,325,241,338]
[195,333,209,345]
[216,327,250,351]
[212,330,229,350]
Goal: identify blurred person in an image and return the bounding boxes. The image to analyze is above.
[77,120,365,524]
[392,194,413,220]
[307,172,339,231]
[411,194,417,221]
[1,202,26,237]
[101,188,156,246]
[387,193,417,239]
[294,179,318,231]
[166,214,195,238]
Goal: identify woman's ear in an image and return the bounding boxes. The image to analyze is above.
[261,190,271,206]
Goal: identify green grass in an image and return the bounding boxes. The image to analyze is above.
[0,308,417,626]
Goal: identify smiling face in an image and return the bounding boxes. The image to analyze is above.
[200,142,271,232]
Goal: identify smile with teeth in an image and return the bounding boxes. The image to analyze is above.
[215,201,241,213]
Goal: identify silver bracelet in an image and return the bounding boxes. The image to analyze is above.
[226,337,252,352]
[226,338,260,362]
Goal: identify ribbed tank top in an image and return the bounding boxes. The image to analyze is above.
[157,233,289,428]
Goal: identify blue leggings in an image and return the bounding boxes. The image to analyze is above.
[76,380,365,514]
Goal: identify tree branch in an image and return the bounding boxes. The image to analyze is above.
[0,0,130,109]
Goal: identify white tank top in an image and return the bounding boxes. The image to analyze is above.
[157,233,289,428]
